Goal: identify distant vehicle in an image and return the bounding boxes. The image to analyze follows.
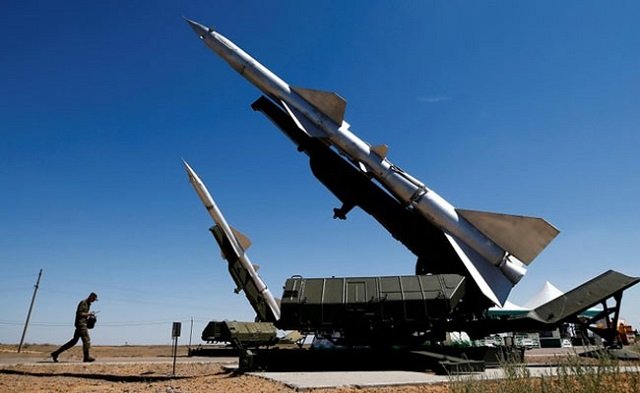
[520,338,535,350]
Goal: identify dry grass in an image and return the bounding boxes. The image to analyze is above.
[450,352,640,393]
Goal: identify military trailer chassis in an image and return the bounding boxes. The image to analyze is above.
[194,217,640,372]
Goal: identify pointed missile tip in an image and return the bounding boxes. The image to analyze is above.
[181,158,190,170]
[184,17,210,37]
[182,16,197,27]
[182,159,197,180]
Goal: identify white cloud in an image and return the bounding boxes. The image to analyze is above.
[417,95,451,103]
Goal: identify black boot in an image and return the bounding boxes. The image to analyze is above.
[83,350,95,362]
[51,352,59,363]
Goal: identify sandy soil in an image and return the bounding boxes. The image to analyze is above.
[0,345,449,393]
[3,344,639,392]
[1,344,188,360]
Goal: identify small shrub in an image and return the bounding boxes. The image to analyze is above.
[448,352,640,393]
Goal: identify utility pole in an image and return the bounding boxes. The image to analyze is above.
[18,269,43,353]
[189,317,194,350]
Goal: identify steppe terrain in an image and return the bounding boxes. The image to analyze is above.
[0,344,447,392]
[2,344,639,392]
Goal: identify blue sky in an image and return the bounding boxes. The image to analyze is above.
[1,1,639,345]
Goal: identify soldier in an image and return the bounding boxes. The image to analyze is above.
[51,292,98,362]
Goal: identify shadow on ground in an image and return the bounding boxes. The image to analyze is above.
[0,368,225,383]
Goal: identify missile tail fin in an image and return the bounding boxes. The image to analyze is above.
[457,209,560,265]
[291,86,346,125]
[445,232,513,306]
[371,144,389,159]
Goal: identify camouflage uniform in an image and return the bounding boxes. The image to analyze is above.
[51,297,95,362]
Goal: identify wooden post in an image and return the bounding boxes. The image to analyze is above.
[18,269,43,353]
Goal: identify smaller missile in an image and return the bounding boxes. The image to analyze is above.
[183,160,281,321]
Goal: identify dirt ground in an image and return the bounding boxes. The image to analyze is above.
[0,345,449,393]
[2,344,639,393]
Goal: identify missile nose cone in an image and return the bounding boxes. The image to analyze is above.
[182,158,192,171]
[184,17,209,38]
[182,159,198,181]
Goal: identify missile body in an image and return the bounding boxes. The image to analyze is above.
[184,161,281,321]
[251,96,469,283]
[186,19,559,305]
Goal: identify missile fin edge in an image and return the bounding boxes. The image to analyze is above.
[291,86,346,125]
[231,227,252,251]
[457,209,560,265]
[371,144,389,159]
[445,232,513,306]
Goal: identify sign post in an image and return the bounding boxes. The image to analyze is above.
[171,322,181,376]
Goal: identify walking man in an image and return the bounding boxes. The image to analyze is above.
[51,292,98,362]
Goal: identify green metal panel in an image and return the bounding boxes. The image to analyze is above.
[278,274,466,333]
[201,320,277,347]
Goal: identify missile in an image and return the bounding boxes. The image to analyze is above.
[183,160,281,321]
[185,19,559,306]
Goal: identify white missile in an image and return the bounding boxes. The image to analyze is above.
[185,19,559,306]
[183,160,281,321]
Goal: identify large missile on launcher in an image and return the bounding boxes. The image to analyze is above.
[185,19,559,306]
[184,160,281,322]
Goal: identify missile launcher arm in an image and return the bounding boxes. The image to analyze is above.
[209,226,278,322]
[461,270,640,345]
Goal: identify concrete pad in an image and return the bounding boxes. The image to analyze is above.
[252,365,640,390]
[250,370,450,390]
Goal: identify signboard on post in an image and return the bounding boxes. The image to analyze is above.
[171,322,181,376]
[172,322,182,338]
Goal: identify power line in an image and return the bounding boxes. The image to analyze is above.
[0,287,32,293]
[37,287,219,310]
[0,318,212,328]
[0,274,38,282]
